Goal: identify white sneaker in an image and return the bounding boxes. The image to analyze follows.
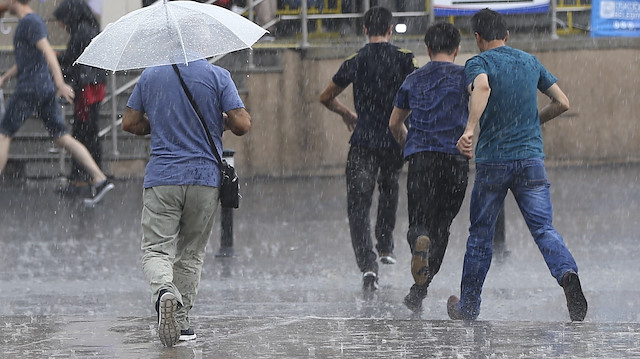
[380,253,396,265]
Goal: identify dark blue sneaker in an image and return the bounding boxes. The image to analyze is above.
[179,328,197,341]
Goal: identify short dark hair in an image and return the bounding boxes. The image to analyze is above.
[363,6,393,36]
[424,22,461,55]
[471,9,508,41]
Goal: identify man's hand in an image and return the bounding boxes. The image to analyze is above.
[342,111,357,132]
[57,82,75,104]
[320,81,358,131]
[456,130,474,159]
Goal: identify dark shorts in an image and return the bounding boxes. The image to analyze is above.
[0,88,67,138]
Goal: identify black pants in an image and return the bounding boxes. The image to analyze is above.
[406,151,469,294]
[346,145,404,274]
[69,103,102,183]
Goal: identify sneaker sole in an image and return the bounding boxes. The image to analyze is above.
[179,333,197,341]
[83,183,115,207]
[158,292,179,347]
[563,272,588,321]
[412,236,430,286]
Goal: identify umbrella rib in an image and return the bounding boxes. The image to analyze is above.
[114,7,157,71]
[165,4,189,66]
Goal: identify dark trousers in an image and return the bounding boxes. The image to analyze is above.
[69,102,102,183]
[406,151,469,296]
[346,145,404,274]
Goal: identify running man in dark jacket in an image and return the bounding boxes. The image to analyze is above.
[320,6,418,297]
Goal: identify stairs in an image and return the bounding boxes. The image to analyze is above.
[2,48,282,179]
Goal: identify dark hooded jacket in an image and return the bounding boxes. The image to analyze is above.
[54,0,107,90]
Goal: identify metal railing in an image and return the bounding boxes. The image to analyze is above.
[0,0,592,158]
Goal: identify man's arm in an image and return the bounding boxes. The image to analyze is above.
[319,81,358,132]
[389,107,411,148]
[457,74,491,159]
[122,107,151,135]
[539,83,570,125]
[37,37,75,104]
[0,64,17,88]
[225,108,251,136]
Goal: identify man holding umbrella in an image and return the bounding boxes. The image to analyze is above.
[75,0,264,346]
[123,59,251,346]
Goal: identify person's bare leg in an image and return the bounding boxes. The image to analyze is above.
[0,133,12,176]
[54,134,106,184]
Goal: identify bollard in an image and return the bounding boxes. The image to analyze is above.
[216,149,236,258]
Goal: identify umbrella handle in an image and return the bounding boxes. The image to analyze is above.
[0,19,10,35]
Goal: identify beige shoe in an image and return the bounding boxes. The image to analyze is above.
[411,235,430,286]
[447,295,464,320]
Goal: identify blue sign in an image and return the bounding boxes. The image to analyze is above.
[591,0,640,37]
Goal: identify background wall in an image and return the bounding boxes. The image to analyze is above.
[234,42,640,177]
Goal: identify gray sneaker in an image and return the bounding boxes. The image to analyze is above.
[362,271,378,299]
[379,253,396,265]
[83,179,114,207]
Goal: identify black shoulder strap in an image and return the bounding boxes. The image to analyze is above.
[172,64,222,169]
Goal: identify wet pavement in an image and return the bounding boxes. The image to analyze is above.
[1,162,640,358]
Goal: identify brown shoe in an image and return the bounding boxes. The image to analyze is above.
[411,235,430,286]
[447,295,464,320]
[562,271,587,321]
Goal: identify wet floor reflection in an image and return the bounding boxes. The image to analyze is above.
[1,163,640,356]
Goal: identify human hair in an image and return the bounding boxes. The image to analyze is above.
[423,22,461,55]
[363,6,393,36]
[17,0,31,4]
[470,8,508,41]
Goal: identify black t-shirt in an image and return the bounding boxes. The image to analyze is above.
[332,42,417,149]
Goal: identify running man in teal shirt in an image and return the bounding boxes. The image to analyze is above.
[447,9,588,322]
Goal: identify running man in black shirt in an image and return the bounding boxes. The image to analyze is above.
[320,6,418,298]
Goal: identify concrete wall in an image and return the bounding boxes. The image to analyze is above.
[234,41,640,177]
[537,48,640,163]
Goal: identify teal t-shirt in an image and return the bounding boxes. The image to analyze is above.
[465,46,557,163]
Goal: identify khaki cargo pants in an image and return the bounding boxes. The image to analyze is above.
[141,185,218,330]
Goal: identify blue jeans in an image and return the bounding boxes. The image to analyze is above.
[458,158,578,320]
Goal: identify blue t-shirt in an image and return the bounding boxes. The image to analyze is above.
[127,60,245,188]
[395,61,468,158]
[332,42,417,150]
[14,13,55,95]
[465,46,557,163]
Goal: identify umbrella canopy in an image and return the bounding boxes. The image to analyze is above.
[75,0,268,71]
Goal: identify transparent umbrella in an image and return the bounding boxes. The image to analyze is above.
[75,0,268,71]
